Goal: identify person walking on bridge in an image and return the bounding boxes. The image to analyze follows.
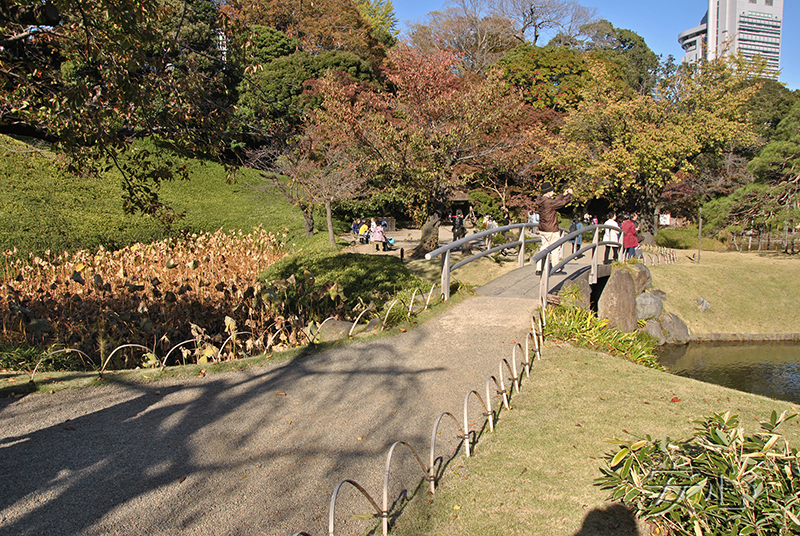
[535,181,573,275]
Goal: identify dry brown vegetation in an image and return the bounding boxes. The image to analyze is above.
[1,228,289,370]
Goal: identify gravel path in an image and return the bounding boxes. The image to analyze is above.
[0,295,537,536]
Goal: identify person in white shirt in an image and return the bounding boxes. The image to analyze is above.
[603,212,620,263]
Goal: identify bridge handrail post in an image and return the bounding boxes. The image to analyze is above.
[441,249,451,300]
[591,228,600,284]
[517,226,526,268]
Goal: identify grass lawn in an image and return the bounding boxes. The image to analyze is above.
[649,250,800,335]
[388,250,800,535]
[389,342,800,536]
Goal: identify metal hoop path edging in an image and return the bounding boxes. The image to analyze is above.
[409,288,420,314]
[328,479,383,536]
[462,390,491,457]
[428,412,466,494]
[348,307,376,337]
[32,348,93,382]
[425,283,437,309]
[512,342,529,381]
[101,344,151,373]
[499,358,519,396]
[382,441,428,536]
[162,338,204,367]
[267,324,313,348]
[217,331,254,361]
[486,376,511,412]
[310,317,339,344]
[382,298,410,329]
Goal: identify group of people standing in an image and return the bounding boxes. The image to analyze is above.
[533,181,643,273]
[602,212,642,262]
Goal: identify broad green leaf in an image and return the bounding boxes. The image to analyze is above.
[611,447,630,467]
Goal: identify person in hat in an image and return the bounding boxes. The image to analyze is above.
[534,181,573,275]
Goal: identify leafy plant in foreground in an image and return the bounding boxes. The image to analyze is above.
[597,410,800,536]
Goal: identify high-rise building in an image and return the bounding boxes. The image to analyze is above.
[678,0,783,78]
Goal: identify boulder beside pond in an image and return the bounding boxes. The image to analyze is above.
[636,292,663,320]
[598,269,638,332]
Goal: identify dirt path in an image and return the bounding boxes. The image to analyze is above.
[0,294,537,536]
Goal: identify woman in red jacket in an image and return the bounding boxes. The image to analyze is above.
[620,214,639,259]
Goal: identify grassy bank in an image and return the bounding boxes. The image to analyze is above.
[649,250,800,335]
[390,342,800,536]
[0,134,309,256]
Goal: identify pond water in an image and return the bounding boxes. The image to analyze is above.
[657,342,800,404]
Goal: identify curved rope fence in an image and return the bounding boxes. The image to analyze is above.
[287,309,548,535]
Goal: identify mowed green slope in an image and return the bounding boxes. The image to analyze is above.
[0,135,306,256]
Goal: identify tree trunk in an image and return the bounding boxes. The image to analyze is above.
[411,213,442,259]
[325,199,335,246]
[301,204,314,238]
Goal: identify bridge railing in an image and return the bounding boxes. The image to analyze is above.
[426,223,625,307]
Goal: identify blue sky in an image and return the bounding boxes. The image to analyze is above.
[392,0,799,90]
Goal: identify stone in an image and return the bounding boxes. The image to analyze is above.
[659,312,690,344]
[598,269,638,332]
[629,263,652,294]
[695,297,711,312]
[650,289,667,301]
[636,292,663,320]
[558,277,591,311]
[351,317,383,336]
[313,319,353,341]
[641,319,666,346]
[640,232,656,246]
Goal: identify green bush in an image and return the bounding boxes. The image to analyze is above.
[545,304,660,368]
[262,249,426,312]
[597,410,800,536]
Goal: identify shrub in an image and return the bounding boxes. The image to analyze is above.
[262,249,425,310]
[597,410,800,536]
[544,304,660,368]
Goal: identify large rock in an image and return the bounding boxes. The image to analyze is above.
[629,263,652,294]
[598,269,638,332]
[659,312,690,344]
[558,277,591,311]
[313,319,353,341]
[636,292,663,320]
[641,319,666,346]
[640,232,656,246]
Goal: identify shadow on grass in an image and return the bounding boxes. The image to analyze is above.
[573,503,642,536]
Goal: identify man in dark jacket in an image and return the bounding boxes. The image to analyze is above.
[534,181,573,275]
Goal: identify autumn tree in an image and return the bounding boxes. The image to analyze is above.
[355,0,399,47]
[498,43,589,111]
[491,0,596,45]
[223,0,386,66]
[539,59,758,234]
[312,45,533,256]
[408,3,518,73]
[247,120,365,242]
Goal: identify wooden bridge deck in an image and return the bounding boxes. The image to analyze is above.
[475,261,614,300]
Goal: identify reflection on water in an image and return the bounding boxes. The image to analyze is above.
[657,342,800,404]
